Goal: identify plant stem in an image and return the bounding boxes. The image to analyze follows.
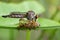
[49,29,57,40]
[26,30,31,40]
[10,29,14,40]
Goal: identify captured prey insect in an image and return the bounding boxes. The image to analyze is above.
[2,11,40,30]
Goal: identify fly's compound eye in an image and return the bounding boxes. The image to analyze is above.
[35,15,38,19]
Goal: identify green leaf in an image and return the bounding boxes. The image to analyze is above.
[0,17,19,27]
[0,17,60,28]
[0,1,45,16]
[37,18,60,27]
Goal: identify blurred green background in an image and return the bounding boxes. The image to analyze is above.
[0,0,60,40]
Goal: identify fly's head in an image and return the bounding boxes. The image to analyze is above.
[26,11,35,21]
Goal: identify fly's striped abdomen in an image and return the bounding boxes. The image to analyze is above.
[9,12,26,18]
[2,13,26,18]
[10,14,26,18]
[2,12,26,18]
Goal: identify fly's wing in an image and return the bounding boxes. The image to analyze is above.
[36,12,45,18]
[2,12,27,18]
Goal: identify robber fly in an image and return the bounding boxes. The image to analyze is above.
[2,11,38,21]
[2,11,40,30]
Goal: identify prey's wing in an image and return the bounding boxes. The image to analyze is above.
[2,12,27,18]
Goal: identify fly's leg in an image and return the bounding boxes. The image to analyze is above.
[19,18,24,21]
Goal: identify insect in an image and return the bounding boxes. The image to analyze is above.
[2,11,38,21]
[2,11,40,30]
